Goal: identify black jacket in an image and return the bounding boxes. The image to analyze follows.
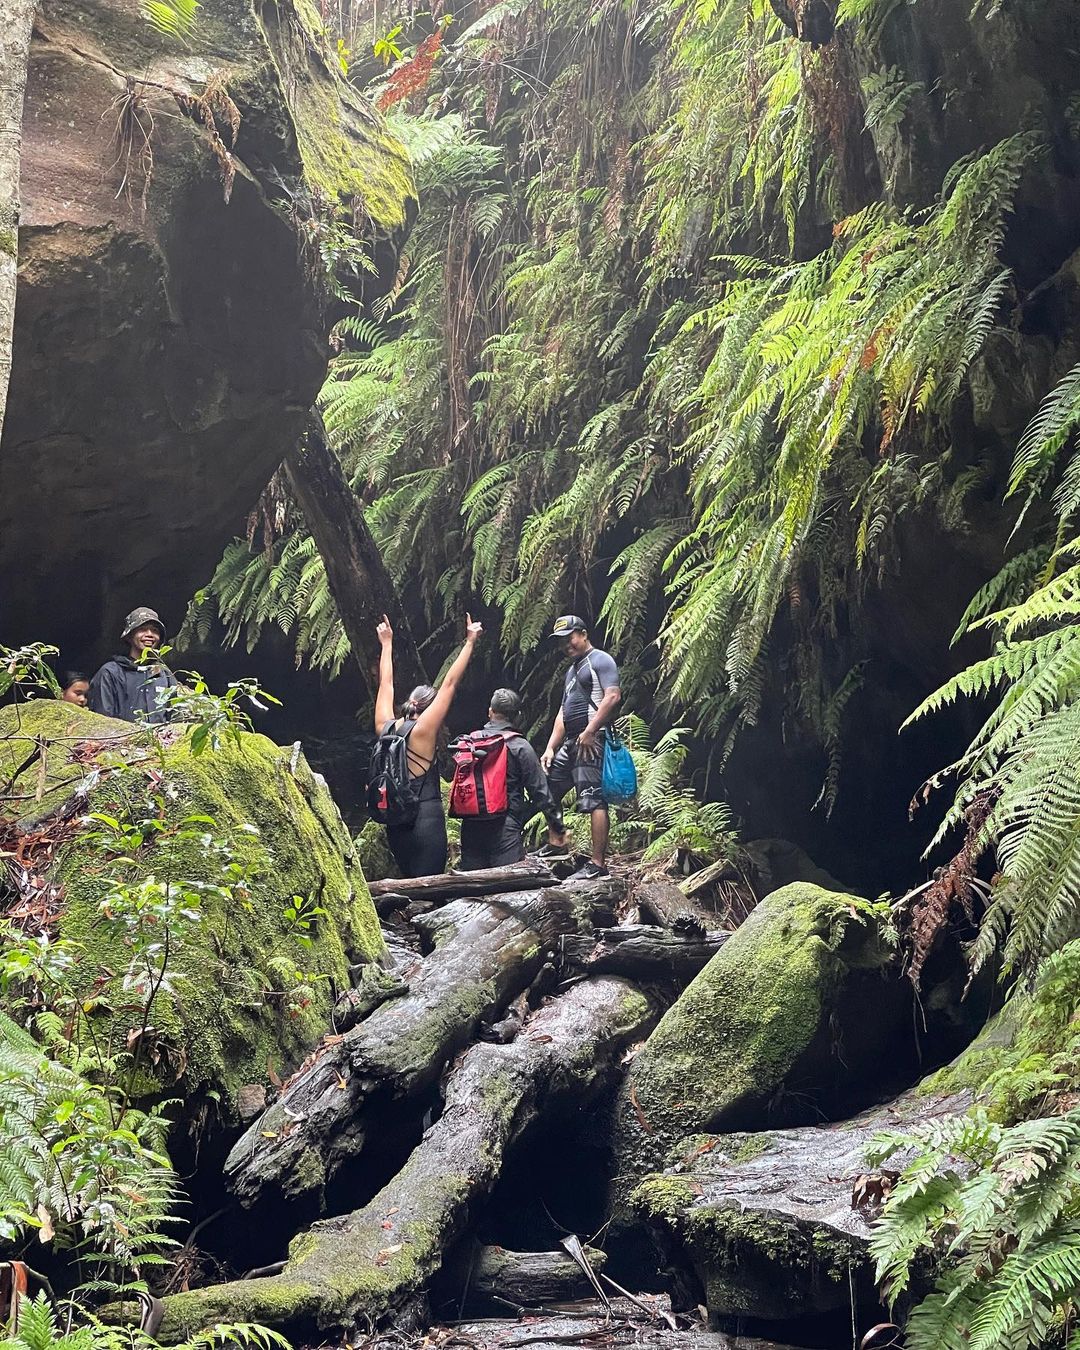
[88,655,178,724]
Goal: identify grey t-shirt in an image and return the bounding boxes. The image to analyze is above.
[561,649,619,737]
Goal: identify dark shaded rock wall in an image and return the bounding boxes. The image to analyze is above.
[0,0,413,656]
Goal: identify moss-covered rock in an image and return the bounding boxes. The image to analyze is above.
[631,1089,968,1323]
[0,702,382,1120]
[355,819,401,883]
[615,884,903,1171]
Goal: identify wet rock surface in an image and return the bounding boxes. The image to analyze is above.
[633,1089,970,1323]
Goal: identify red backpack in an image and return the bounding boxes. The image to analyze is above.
[448,729,518,818]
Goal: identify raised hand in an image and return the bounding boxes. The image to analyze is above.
[465,612,483,643]
[377,614,394,644]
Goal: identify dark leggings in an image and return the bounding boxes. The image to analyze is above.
[386,791,447,878]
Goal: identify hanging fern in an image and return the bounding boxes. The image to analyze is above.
[908,349,1080,974]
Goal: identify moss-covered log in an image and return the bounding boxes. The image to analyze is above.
[0,702,382,1118]
[225,877,627,1207]
[159,976,660,1341]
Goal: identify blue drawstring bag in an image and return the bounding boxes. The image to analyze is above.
[602,728,638,804]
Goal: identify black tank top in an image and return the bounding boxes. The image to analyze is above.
[386,719,440,801]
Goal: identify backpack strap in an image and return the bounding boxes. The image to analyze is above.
[384,718,433,776]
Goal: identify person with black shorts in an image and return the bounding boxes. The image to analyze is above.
[539,614,621,880]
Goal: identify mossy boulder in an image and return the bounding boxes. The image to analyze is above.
[355,819,401,883]
[0,701,382,1120]
[615,884,905,1172]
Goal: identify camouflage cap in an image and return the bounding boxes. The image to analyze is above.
[121,607,166,641]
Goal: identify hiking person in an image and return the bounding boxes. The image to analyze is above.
[59,671,89,706]
[88,607,178,724]
[371,611,482,878]
[450,688,566,872]
[540,614,621,880]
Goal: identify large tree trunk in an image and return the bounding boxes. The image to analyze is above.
[0,0,35,445]
[285,412,427,694]
[158,976,660,1341]
[225,878,625,1208]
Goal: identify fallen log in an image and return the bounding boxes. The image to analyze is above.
[226,879,626,1207]
[452,1306,804,1350]
[159,976,661,1341]
[411,876,621,949]
[450,1244,608,1306]
[368,862,559,903]
[561,924,728,982]
[632,1087,971,1323]
[632,879,721,934]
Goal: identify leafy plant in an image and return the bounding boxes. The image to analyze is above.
[0,1012,180,1291]
[155,671,280,755]
[0,1295,291,1350]
[0,644,61,702]
[869,1107,1080,1350]
[141,0,200,43]
[905,360,1080,975]
[373,24,404,64]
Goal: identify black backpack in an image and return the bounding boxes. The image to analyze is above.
[367,720,425,826]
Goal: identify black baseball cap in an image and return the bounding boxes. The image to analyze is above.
[550,614,588,638]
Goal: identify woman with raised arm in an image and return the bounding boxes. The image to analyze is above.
[373,612,483,877]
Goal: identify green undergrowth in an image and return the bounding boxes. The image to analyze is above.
[0,700,382,1118]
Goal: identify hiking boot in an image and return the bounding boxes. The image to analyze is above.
[567,861,610,882]
[533,842,570,860]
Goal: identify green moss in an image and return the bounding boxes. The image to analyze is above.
[356,819,400,881]
[618,884,895,1161]
[157,1277,324,1342]
[0,227,15,258]
[634,1173,866,1321]
[0,702,383,1120]
[286,1146,328,1199]
[630,1174,697,1222]
[731,1131,775,1163]
[253,0,415,230]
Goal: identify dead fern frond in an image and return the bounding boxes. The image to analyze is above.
[904,790,994,987]
[174,75,241,203]
[106,77,155,213]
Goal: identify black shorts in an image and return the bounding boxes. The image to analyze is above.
[547,734,606,813]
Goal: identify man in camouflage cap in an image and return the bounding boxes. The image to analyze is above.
[88,607,178,724]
